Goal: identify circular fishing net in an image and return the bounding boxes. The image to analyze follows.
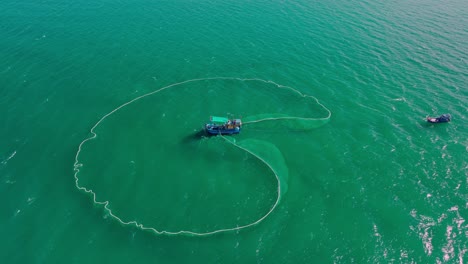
[74,77,331,236]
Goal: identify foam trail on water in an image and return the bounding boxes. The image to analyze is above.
[73,77,331,236]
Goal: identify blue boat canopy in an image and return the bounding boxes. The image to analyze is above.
[210,116,229,124]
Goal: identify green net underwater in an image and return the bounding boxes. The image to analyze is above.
[73,77,331,236]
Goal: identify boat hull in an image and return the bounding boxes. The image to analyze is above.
[205,124,240,135]
[426,114,451,123]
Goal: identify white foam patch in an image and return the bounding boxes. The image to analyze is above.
[459,248,467,264]
[372,223,388,259]
[27,197,36,205]
[390,97,407,102]
[411,206,468,261]
[1,150,16,165]
[410,210,436,256]
[443,225,454,261]
[0,66,11,74]
[14,209,21,217]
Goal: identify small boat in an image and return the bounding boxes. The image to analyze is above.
[427,114,451,123]
[205,116,242,135]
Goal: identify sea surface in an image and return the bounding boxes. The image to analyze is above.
[1,0,467,263]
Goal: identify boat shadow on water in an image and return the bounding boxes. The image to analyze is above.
[421,122,452,131]
[180,127,243,146]
[178,129,238,162]
[421,122,452,132]
[180,129,208,145]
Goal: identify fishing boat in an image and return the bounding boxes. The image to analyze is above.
[427,114,451,123]
[205,116,242,135]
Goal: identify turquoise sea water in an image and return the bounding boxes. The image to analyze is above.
[1,0,467,263]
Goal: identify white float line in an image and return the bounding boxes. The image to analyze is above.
[73,77,331,236]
